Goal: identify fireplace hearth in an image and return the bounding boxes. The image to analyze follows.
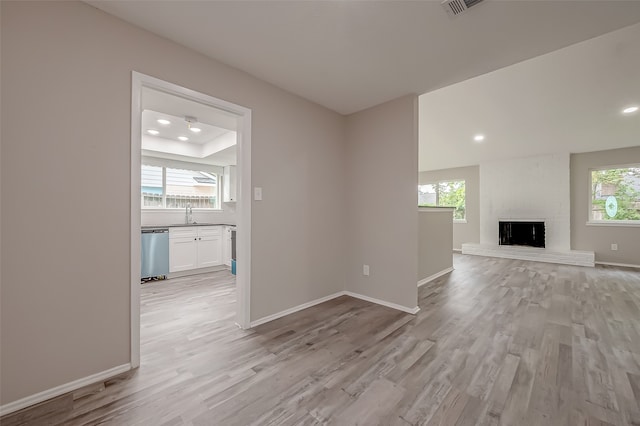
[499,220,545,248]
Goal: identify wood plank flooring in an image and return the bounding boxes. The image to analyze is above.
[3,255,640,425]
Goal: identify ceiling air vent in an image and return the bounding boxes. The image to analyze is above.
[441,0,485,17]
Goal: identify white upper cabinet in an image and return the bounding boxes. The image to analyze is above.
[223,165,237,203]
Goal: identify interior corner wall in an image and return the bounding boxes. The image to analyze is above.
[419,165,480,249]
[345,95,419,311]
[571,146,640,265]
[480,153,571,251]
[1,1,346,406]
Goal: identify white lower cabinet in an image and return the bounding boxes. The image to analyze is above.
[169,226,222,273]
[197,226,223,269]
[169,237,198,272]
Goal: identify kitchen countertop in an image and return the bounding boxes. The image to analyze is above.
[141,223,236,229]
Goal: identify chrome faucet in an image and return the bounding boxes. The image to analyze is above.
[185,203,193,224]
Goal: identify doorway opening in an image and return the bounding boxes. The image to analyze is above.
[131,72,252,368]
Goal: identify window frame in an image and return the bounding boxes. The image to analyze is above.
[418,179,467,223]
[587,163,640,227]
[141,158,222,211]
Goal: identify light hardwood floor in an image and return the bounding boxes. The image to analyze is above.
[3,255,640,425]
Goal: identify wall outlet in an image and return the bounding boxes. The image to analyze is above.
[254,187,263,201]
[363,265,370,276]
[611,243,618,251]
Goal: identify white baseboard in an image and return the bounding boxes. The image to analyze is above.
[595,261,640,269]
[418,267,454,287]
[343,291,420,315]
[452,248,462,253]
[250,289,421,328]
[0,363,131,417]
[250,291,346,327]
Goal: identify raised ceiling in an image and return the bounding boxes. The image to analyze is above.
[141,87,237,166]
[419,23,640,172]
[87,1,640,115]
[142,87,238,131]
[142,110,229,145]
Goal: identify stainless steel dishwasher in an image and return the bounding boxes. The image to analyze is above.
[141,228,169,280]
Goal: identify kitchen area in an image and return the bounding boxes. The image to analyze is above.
[138,87,239,285]
[141,219,236,281]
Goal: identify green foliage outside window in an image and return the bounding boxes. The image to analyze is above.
[418,180,465,220]
[591,167,640,221]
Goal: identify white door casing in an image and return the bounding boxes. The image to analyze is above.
[131,72,252,369]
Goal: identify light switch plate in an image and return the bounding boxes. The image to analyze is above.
[363,265,370,276]
[254,187,262,201]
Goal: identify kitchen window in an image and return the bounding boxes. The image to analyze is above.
[589,165,640,225]
[419,180,466,221]
[141,164,219,209]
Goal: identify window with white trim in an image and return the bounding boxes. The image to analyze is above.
[141,164,219,209]
[418,180,466,220]
[590,166,640,223]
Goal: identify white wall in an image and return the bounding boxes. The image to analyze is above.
[141,205,237,227]
[480,153,571,251]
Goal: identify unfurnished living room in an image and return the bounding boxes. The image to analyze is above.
[1,1,640,425]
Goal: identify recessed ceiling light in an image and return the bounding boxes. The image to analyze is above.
[474,134,485,142]
[157,119,171,125]
[189,127,202,133]
[622,106,638,114]
[147,129,159,135]
[178,136,189,141]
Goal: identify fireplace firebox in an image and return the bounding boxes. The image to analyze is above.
[499,221,545,248]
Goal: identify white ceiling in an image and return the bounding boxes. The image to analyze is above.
[141,87,237,166]
[88,1,640,115]
[142,110,229,145]
[142,87,238,130]
[419,22,640,172]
